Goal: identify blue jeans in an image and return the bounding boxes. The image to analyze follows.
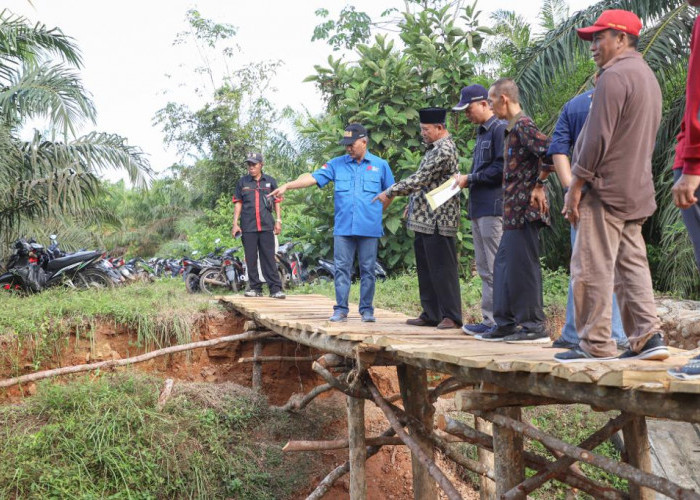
[561,226,628,345]
[333,236,378,315]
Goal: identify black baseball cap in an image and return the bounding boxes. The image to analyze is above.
[339,123,368,145]
[452,84,489,111]
[245,152,263,164]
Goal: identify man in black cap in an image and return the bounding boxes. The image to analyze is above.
[269,124,394,322]
[453,84,507,336]
[232,152,285,298]
[375,108,462,329]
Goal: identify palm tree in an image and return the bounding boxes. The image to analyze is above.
[0,9,152,253]
[509,0,697,295]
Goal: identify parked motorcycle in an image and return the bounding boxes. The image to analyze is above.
[275,241,307,290]
[198,246,247,294]
[183,240,225,294]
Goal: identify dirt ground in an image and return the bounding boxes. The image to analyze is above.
[0,309,480,499]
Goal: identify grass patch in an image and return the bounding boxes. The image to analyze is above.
[0,280,211,377]
[0,373,331,499]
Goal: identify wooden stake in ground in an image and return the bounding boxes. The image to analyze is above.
[347,394,367,499]
[622,414,654,500]
[0,330,274,389]
[252,340,263,392]
[156,378,174,410]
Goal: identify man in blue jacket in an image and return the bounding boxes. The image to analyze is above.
[269,124,394,322]
[453,84,506,336]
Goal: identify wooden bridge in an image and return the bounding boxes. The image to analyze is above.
[220,294,700,500]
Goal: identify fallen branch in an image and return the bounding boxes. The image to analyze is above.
[0,330,274,389]
[365,374,462,500]
[238,356,316,363]
[276,383,333,412]
[284,433,465,452]
[156,378,174,410]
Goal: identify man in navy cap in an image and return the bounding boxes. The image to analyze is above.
[269,124,394,322]
[453,84,506,336]
[375,108,462,329]
[232,152,285,299]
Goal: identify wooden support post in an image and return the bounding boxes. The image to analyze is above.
[492,407,524,498]
[622,414,653,500]
[252,340,262,392]
[347,395,367,500]
[475,416,496,500]
[397,364,437,500]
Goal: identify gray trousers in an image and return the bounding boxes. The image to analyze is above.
[471,216,503,326]
[674,168,700,272]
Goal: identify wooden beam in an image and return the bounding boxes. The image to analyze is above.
[276,383,333,412]
[238,355,316,363]
[0,330,274,389]
[347,395,367,499]
[492,407,524,497]
[455,390,563,411]
[622,414,654,500]
[397,364,438,500]
[252,340,263,392]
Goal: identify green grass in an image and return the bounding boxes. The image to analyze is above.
[0,372,330,499]
[0,279,211,377]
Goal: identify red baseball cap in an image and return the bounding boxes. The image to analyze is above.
[576,10,643,41]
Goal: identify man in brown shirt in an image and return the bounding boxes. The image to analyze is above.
[557,10,668,362]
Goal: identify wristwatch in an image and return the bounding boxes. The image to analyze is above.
[535,178,547,186]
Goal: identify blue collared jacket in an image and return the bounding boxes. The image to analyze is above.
[467,115,507,219]
[547,90,594,156]
[312,151,395,237]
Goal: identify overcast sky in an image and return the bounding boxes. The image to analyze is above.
[4,0,596,179]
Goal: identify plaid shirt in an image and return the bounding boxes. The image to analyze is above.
[503,113,553,230]
[386,135,460,236]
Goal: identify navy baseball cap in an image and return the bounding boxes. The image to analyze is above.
[245,152,263,164]
[452,84,489,111]
[339,123,368,145]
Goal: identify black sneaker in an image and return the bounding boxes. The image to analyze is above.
[618,333,669,361]
[551,337,579,349]
[475,328,513,342]
[505,330,550,344]
[554,348,618,363]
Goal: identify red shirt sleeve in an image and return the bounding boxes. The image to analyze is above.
[675,15,700,175]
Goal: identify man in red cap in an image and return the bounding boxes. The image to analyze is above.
[558,10,669,362]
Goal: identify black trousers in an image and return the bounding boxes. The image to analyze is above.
[242,231,282,293]
[493,222,546,333]
[414,232,462,324]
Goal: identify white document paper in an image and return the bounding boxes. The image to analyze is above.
[426,178,461,211]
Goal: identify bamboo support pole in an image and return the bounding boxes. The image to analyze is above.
[397,364,438,500]
[476,410,700,500]
[347,394,367,499]
[441,415,625,500]
[365,374,462,500]
[252,340,263,392]
[622,414,654,500]
[0,330,274,389]
[501,412,631,499]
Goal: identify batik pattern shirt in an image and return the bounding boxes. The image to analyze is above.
[386,135,460,236]
[503,113,553,230]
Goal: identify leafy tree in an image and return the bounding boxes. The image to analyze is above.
[0,9,151,254]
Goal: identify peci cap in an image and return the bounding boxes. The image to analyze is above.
[419,107,448,124]
[245,152,263,164]
[452,84,489,111]
[576,9,642,41]
[339,123,368,145]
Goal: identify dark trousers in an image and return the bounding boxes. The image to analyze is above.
[493,222,546,333]
[674,168,700,272]
[414,232,462,324]
[242,231,282,294]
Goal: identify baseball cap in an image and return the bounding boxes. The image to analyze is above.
[576,10,642,41]
[245,152,263,164]
[452,84,489,111]
[339,123,368,145]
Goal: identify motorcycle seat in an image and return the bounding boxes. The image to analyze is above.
[46,251,102,272]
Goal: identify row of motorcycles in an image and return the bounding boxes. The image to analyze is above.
[183,238,388,295]
[0,235,389,296]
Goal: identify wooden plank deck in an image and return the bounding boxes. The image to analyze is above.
[219,294,700,422]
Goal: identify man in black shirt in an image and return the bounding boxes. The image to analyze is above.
[232,152,285,298]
